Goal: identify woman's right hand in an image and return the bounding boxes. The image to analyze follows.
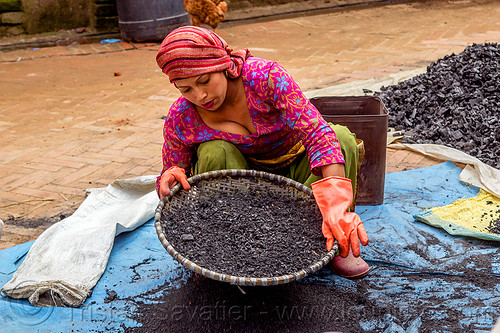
[158,166,191,200]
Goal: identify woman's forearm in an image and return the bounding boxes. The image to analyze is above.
[320,163,345,178]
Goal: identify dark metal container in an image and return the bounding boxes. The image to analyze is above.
[116,0,190,42]
[310,96,388,205]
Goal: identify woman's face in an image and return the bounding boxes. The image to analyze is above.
[174,72,227,111]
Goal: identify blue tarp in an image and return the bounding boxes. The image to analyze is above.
[1,162,498,332]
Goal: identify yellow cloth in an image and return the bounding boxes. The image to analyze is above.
[415,189,500,241]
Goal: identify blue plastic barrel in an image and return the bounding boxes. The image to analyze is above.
[116,0,190,42]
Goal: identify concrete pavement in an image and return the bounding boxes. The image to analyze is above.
[0,0,498,249]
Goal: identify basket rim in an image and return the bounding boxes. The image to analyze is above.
[154,169,338,286]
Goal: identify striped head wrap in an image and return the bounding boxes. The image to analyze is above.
[156,26,252,82]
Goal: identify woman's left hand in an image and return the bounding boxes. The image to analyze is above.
[311,176,369,257]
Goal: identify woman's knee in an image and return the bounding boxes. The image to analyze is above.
[196,140,248,172]
[329,124,358,161]
[198,140,240,157]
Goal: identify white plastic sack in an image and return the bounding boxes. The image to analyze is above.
[390,143,500,198]
[1,175,158,307]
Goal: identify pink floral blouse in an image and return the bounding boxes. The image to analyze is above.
[159,57,344,182]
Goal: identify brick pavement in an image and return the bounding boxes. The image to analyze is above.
[0,0,498,249]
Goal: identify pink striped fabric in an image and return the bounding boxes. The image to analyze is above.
[156,26,252,82]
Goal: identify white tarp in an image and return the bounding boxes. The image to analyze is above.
[1,176,158,307]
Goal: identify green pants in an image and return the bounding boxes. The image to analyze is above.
[193,124,359,195]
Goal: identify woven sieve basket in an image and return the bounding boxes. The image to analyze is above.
[154,169,338,286]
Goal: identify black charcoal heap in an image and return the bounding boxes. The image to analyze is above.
[376,43,499,169]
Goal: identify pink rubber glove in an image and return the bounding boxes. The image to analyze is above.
[158,166,191,199]
[311,176,369,257]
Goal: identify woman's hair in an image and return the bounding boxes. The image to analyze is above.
[156,26,252,82]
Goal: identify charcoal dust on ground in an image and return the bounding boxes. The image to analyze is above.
[121,266,493,333]
[376,43,499,169]
[3,214,67,229]
[123,274,374,333]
